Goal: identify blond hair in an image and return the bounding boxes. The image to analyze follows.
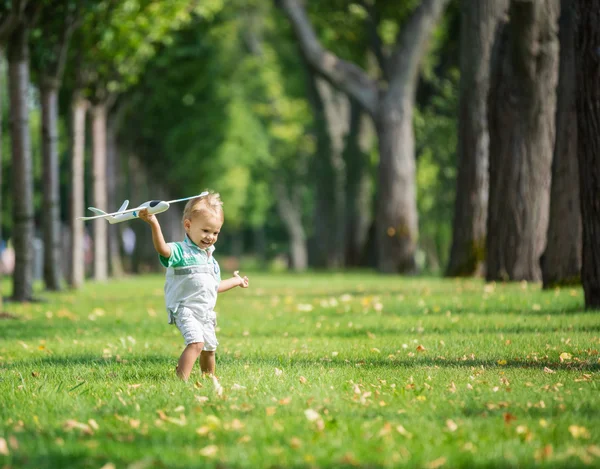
[182,191,224,223]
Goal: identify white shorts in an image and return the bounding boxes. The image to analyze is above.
[173,306,218,351]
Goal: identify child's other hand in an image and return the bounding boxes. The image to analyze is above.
[138,208,157,225]
[233,271,249,288]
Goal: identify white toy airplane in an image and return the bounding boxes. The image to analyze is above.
[77,192,209,224]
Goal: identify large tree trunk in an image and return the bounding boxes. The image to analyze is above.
[8,23,34,301]
[486,0,559,282]
[541,0,581,289]
[275,181,307,271]
[40,82,62,290]
[575,0,600,308]
[308,75,348,268]
[344,100,374,267]
[375,96,418,273]
[446,0,507,277]
[92,103,108,281]
[279,0,449,273]
[69,92,87,288]
[0,51,4,308]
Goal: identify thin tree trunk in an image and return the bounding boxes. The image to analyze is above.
[8,22,33,301]
[575,0,600,308]
[69,92,86,288]
[41,82,62,290]
[92,103,108,281]
[106,109,124,277]
[486,0,559,282]
[446,0,507,277]
[253,225,266,265]
[541,0,581,288]
[275,181,307,271]
[345,100,374,267]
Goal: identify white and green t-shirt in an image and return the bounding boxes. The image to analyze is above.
[160,236,221,323]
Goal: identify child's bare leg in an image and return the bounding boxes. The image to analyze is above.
[177,342,204,381]
[200,350,216,376]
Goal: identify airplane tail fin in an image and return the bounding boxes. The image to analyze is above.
[87,207,108,216]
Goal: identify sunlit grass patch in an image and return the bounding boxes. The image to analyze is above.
[0,273,598,468]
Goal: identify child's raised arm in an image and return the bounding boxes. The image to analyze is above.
[139,208,171,258]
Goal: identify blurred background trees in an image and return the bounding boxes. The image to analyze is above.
[0,0,598,308]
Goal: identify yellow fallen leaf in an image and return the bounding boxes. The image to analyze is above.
[299,376,307,384]
[426,456,447,469]
[446,420,458,432]
[569,425,590,439]
[559,352,572,362]
[0,438,8,456]
[199,445,218,458]
[289,437,302,449]
[544,367,555,374]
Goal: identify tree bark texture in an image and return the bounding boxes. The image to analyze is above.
[275,181,307,271]
[41,84,62,290]
[92,103,108,281]
[575,0,600,308]
[344,100,374,267]
[106,110,124,277]
[486,0,559,282]
[8,23,34,301]
[542,0,581,288]
[446,0,508,277]
[308,74,348,268]
[279,0,449,273]
[69,92,86,288]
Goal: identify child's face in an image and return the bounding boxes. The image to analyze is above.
[184,212,223,249]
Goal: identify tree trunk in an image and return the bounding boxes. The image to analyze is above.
[575,0,600,308]
[275,181,307,271]
[8,22,34,301]
[40,82,62,290]
[106,109,124,277]
[541,0,581,289]
[376,96,419,273]
[279,0,449,273]
[446,0,507,277]
[345,100,374,267]
[0,50,4,309]
[69,91,87,288]
[308,74,348,268]
[92,103,108,281]
[486,0,559,282]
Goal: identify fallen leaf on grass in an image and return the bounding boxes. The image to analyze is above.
[559,352,572,362]
[0,438,9,455]
[199,445,218,458]
[544,367,555,374]
[231,383,246,390]
[395,425,413,439]
[569,425,590,439]
[99,464,116,469]
[446,420,458,432]
[535,445,553,462]
[416,345,426,352]
[299,376,307,384]
[426,456,447,469]
[289,437,302,449]
[64,419,94,435]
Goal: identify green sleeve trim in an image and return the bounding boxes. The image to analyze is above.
[159,242,184,268]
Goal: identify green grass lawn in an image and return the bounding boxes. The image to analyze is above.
[0,272,599,468]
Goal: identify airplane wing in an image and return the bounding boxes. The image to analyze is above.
[77,205,144,221]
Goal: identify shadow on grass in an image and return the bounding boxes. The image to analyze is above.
[4,353,599,375]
